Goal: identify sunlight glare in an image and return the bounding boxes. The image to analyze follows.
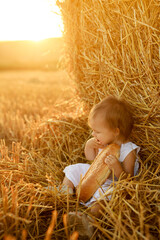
[0,0,63,41]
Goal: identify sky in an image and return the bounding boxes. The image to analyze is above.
[0,0,63,41]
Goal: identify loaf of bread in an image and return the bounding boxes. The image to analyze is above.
[76,143,120,202]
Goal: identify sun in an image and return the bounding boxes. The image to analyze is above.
[0,0,63,41]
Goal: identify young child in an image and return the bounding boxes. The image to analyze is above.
[62,96,140,218]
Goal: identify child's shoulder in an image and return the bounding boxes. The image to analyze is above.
[119,142,140,162]
[121,141,139,150]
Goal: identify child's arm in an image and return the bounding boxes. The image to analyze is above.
[105,150,136,179]
[84,137,104,161]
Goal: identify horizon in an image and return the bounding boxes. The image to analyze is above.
[0,36,63,43]
[0,36,64,71]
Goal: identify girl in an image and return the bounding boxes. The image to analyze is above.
[62,96,140,217]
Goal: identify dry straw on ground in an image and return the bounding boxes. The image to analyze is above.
[0,130,159,239]
[0,98,91,239]
[0,97,159,239]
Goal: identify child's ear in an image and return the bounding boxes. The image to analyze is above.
[115,128,120,137]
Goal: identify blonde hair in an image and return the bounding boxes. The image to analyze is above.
[89,96,134,141]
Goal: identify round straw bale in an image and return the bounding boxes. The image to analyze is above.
[57,0,160,166]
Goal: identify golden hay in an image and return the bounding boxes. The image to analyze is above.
[57,0,160,167]
[0,99,91,239]
[0,98,159,239]
[0,136,159,239]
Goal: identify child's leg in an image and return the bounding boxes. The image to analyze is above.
[62,176,74,189]
[61,176,74,194]
[62,163,90,195]
[89,200,105,218]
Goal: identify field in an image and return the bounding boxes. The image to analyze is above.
[0,38,63,71]
[0,70,89,239]
[0,37,93,239]
[0,70,76,145]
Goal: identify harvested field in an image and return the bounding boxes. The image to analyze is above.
[0,70,89,239]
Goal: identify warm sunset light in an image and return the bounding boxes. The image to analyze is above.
[0,0,63,41]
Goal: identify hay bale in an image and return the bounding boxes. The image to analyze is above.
[57,0,160,165]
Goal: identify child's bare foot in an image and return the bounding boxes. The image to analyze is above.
[67,212,96,240]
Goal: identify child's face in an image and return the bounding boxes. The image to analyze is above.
[89,114,119,146]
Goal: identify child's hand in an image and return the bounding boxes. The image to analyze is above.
[104,155,121,170]
[85,138,105,161]
[84,138,105,161]
[86,137,105,150]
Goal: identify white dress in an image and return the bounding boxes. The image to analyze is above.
[63,142,140,206]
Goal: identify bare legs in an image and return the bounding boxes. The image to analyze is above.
[61,176,75,194]
[62,176,74,189]
[62,177,104,219]
[89,200,105,218]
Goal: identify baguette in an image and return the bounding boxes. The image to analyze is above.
[76,143,120,202]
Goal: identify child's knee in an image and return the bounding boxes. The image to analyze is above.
[90,201,104,218]
[90,202,103,218]
[62,176,74,189]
